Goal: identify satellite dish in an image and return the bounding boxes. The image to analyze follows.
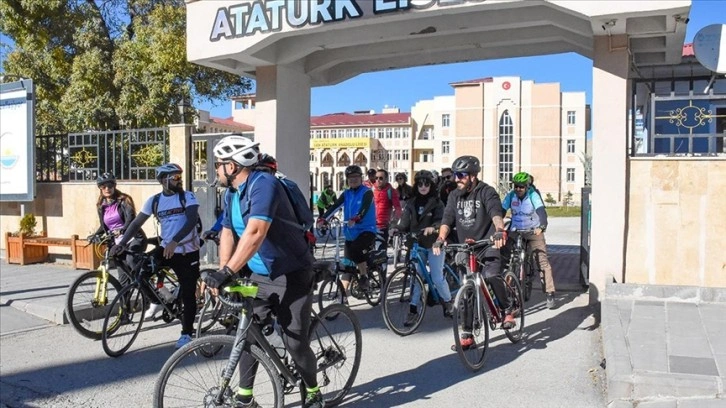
[693,24,726,74]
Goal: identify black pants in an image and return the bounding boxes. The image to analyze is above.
[239,268,318,391]
[158,249,200,335]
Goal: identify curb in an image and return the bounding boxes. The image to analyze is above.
[1,296,66,326]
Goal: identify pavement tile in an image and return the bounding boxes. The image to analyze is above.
[633,400,677,408]
[669,338,714,359]
[698,304,726,323]
[678,398,726,408]
[667,320,708,335]
[607,355,634,377]
[667,302,700,321]
[669,355,719,376]
[607,376,634,401]
[713,354,726,377]
[631,345,668,372]
[632,371,720,399]
[607,400,634,408]
[633,300,666,318]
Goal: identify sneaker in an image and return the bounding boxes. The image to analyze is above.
[403,312,419,327]
[502,313,516,329]
[175,334,193,349]
[234,397,260,408]
[546,292,556,309]
[451,334,475,351]
[304,390,325,408]
[443,301,454,318]
[144,303,164,320]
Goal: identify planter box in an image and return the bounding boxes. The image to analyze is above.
[72,237,105,270]
[5,232,49,265]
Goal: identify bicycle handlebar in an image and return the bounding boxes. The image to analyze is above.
[443,238,493,252]
[215,278,258,311]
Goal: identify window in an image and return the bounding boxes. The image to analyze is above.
[442,141,450,154]
[567,111,576,125]
[402,128,410,138]
[498,110,514,183]
[310,152,315,161]
[442,114,450,128]
[323,130,329,139]
[378,128,385,138]
[362,128,369,137]
[402,150,409,160]
[345,129,352,137]
[386,128,393,139]
[354,128,361,137]
[567,168,575,182]
[394,128,401,139]
[567,139,575,154]
[395,150,401,160]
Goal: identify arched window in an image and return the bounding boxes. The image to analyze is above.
[321,153,334,167]
[354,152,367,166]
[338,153,351,167]
[499,110,514,184]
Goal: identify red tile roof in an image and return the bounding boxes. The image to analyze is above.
[210,116,254,131]
[683,43,694,57]
[311,112,411,127]
[449,77,493,86]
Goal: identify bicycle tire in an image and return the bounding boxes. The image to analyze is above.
[452,280,489,372]
[101,284,147,358]
[65,269,122,340]
[310,304,362,407]
[382,266,426,336]
[503,271,525,343]
[153,335,283,408]
[530,250,546,293]
[363,266,385,307]
[195,290,234,338]
[317,277,343,316]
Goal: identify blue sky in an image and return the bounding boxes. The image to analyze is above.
[202,0,726,118]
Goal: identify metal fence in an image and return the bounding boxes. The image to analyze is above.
[36,128,169,182]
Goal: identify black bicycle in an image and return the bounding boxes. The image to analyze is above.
[505,227,546,302]
[154,269,363,408]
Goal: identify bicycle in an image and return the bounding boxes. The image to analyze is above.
[505,227,545,302]
[64,233,130,340]
[447,239,525,372]
[153,275,363,408]
[316,216,387,311]
[390,228,406,266]
[382,231,463,336]
[100,238,186,357]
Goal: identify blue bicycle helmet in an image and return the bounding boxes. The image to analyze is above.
[155,163,183,182]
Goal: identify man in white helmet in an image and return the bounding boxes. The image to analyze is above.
[202,135,324,408]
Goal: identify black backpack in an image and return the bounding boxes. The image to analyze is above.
[151,191,203,244]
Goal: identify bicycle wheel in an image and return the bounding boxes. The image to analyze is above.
[195,290,234,337]
[101,284,147,357]
[503,272,525,343]
[154,335,283,408]
[65,269,122,340]
[309,304,362,407]
[382,266,426,336]
[363,266,385,307]
[531,251,546,293]
[452,280,489,372]
[317,277,343,314]
[518,260,532,302]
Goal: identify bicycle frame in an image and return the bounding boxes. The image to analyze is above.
[407,238,460,305]
[455,242,505,329]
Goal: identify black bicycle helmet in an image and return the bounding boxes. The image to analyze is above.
[345,165,363,177]
[395,172,407,182]
[259,153,278,172]
[96,172,117,186]
[451,155,481,173]
[414,170,434,184]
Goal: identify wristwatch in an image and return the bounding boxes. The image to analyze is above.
[539,225,547,232]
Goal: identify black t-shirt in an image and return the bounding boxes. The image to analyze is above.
[441,181,503,254]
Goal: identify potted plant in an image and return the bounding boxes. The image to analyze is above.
[5,214,49,265]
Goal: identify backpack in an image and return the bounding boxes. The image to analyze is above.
[151,190,204,244]
[248,172,314,232]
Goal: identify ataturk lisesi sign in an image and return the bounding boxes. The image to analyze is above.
[210,0,486,41]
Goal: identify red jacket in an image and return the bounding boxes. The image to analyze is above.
[372,183,402,229]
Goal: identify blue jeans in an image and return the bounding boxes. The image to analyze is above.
[411,247,451,308]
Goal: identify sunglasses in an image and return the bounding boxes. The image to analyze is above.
[442,174,452,179]
[395,177,404,180]
[214,161,229,169]
[417,181,431,187]
[166,174,182,181]
[99,183,115,190]
[454,172,469,179]
[514,184,527,189]
[376,176,386,181]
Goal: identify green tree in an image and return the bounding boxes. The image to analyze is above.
[544,193,557,206]
[563,190,573,208]
[0,0,251,133]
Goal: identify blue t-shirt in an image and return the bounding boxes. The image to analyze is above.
[222,171,312,279]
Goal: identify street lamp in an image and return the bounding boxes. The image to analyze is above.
[177,96,191,124]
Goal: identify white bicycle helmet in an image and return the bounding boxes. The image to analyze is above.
[213,135,261,167]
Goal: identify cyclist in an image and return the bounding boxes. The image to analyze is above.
[316,185,337,218]
[89,173,146,287]
[317,165,377,296]
[502,171,556,309]
[112,163,201,349]
[394,172,414,205]
[201,135,323,408]
[394,170,452,325]
[363,168,377,188]
[438,167,457,207]
[432,155,514,348]
[372,169,401,251]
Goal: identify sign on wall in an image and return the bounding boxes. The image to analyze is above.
[0,79,35,202]
[311,137,372,149]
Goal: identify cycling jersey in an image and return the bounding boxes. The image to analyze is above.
[502,187,546,230]
[140,191,200,253]
[324,185,376,241]
[223,171,313,279]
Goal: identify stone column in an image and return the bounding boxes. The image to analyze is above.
[168,124,194,190]
[255,64,312,198]
[589,34,630,303]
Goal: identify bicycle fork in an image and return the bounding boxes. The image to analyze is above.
[216,310,253,404]
[94,266,110,306]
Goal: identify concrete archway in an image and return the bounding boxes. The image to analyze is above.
[186,0,691,300]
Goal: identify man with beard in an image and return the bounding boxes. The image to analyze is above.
[112,163,201,349]
[432,155,514,349]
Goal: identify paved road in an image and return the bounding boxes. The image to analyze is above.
[1,217,606,407]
